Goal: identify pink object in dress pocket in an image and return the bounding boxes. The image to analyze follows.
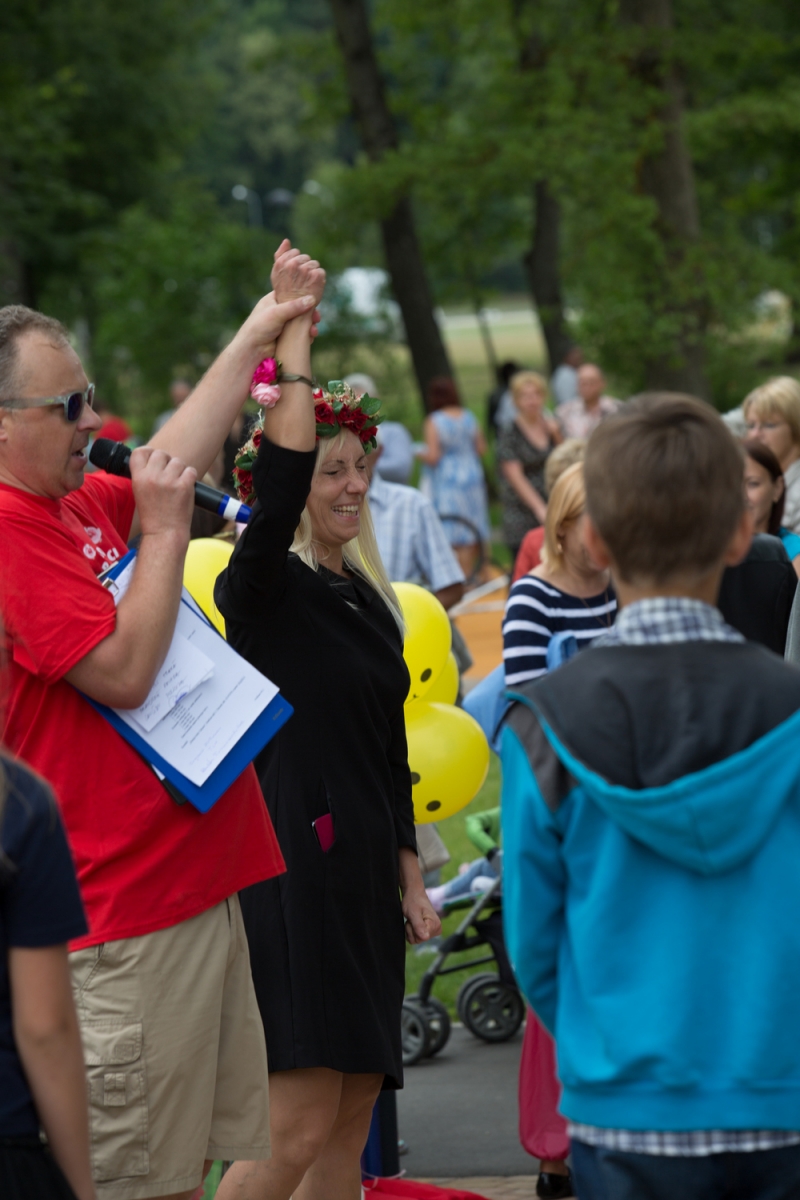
[312,812,335,852]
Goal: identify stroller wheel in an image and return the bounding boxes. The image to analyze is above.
[456,972,498,1024]
[407,994,451,1056]
[461,978,524,1043]
[402,999,431,1065]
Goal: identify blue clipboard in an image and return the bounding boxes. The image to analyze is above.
[84,549,293,812]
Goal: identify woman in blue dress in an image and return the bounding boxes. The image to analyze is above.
[417,377,490,577]
[744,439,800,577]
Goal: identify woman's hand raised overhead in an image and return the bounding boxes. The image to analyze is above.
[272,238,326,307]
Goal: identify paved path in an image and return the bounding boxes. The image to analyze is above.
[396,1025,536,1179]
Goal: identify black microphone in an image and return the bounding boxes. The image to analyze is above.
[89,439,253,523]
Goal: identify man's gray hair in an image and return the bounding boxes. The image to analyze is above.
[0,305,70,400]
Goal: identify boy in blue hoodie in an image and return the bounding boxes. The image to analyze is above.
[501,394,800,1200]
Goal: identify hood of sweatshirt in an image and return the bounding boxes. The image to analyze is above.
[508,641,800,877]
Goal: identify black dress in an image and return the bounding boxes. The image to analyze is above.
[215,437,415,1088]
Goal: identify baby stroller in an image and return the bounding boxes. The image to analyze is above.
[401,875,524,1065]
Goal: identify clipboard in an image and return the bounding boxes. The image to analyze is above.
[84,549,293,812]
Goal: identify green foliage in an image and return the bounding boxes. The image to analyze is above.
[6,0,800,415]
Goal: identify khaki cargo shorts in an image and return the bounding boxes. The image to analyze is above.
[70,895,270,1198]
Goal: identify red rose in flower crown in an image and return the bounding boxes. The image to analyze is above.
[233,379,383,505]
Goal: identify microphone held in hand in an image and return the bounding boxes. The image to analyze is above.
[89,439,253,524]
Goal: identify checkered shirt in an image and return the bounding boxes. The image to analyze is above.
[593,595,745,647]
[571,596,800,1156]
[368,473,465,593]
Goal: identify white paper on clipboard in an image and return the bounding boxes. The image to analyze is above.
[106,556,277,786]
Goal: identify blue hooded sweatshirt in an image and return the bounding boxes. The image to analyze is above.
[501,639,800,1132]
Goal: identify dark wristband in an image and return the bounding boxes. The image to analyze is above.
[278,372,315,388]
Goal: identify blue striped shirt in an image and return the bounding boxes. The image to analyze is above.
[502,575,617,686]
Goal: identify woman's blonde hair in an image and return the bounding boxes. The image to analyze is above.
[743,377,800,447]
[510,370,548,405]
[540,461,586,567]
[291,432,404,634]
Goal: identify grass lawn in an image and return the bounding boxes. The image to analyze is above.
[405,753,503,1018]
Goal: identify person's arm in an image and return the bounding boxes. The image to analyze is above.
[214,250,326,617]
[416,416,442,466]
[434,581,464,610]
[10,945,95,1200]
[500,459,547,524]
[399,846,441,944]
[149,242,320,478]
[414,499,466,609]
[544,415,563,446]
[464,809,500,856]
[474,424,487,457]
[65,447,195,707]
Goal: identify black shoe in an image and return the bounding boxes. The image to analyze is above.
[536,1170,575,1199]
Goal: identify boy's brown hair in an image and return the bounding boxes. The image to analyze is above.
[584,393,745,583]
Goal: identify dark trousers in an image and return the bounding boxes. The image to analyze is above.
[571,1139,800,1200]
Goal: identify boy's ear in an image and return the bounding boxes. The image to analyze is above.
[723,507,754,568]
[583,515,613,570]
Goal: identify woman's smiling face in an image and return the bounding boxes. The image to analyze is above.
[307,430,369,550]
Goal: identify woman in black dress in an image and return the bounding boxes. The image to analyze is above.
[215,243,440,1200]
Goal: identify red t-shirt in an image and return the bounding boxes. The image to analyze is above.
[0,473,284,949]
[512,526,546,583]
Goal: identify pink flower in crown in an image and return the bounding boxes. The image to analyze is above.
[251,382,282,408]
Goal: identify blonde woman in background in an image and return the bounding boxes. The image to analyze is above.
[496,371,562,561]
[503,463,617,686]
[744,377,800,533]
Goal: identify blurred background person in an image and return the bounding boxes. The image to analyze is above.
[368,431,465,612]
[743,376,800,533]
[150,377,192,437]
[550,345,583,408]
[503,462,617,684]
[744,439,800,576]
[511,439,587,582]
[496,370,561,563]
[487,360,522,435]
[417,376,489,579]
[345,373,414,484]
[558,363,619,439]
[0,747,95,1200]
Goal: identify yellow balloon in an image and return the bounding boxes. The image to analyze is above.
[409,651,459,707]
[393,582,452,703]
[405,701,490,824]
[183,538,233,636]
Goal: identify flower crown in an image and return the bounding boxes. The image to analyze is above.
[232,376,383,507]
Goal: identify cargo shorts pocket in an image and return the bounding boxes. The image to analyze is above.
[82,1018,149,1182]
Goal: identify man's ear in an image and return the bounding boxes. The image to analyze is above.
[583,514,613,570]
[723,507,754,568]
[0,408,10,443]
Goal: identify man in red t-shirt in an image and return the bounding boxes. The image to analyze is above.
[0,245,325,1200]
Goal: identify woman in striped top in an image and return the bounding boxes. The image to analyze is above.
[503,460,617,1197]
[503,461,617,687]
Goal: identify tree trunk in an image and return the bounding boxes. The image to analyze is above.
[327,0,453,406]
[523,180,572,373]
[619,0,709,397]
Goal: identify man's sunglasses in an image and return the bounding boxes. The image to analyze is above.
[1,383,95,422]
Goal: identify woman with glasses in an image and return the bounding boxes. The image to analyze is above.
[743,377,800,533]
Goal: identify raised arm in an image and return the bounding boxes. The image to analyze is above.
[149,240,321,478]
[258,245,326,452]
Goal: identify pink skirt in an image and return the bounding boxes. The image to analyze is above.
[518,1010,569,1161]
